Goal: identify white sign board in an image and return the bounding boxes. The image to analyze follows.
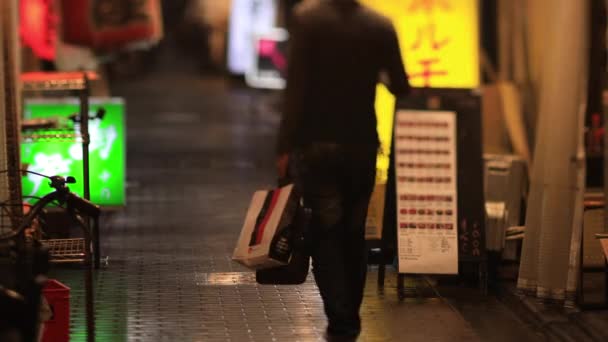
[395,110,458,274]
[227,0,278,75]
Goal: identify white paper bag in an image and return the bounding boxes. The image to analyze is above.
[233,184,297,269]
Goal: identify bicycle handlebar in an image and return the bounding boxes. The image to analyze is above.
[0,172,100,241]
[0,191,63,240]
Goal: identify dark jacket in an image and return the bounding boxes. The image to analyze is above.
[277,0,410,155]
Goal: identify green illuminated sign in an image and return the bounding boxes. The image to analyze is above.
[21,98,126,207]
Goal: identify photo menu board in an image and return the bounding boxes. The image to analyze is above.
[395,110,458,274]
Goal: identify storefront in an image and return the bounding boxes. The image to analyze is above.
[2,3,608,341]
[250,0,608,307]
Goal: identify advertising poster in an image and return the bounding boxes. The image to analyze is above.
[21,98,126,207]
[394,110,458,274]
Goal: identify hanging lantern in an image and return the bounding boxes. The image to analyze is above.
[20,0,57,60]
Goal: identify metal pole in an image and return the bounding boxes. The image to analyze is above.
[81,74,91,201]
[80,73,95,341]
[84,90,100,265]
[1,0,22,220]
[80,73,98,266]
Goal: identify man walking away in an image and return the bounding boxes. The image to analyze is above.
[277,0,410,340]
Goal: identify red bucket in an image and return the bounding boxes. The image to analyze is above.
[42,279,70,342]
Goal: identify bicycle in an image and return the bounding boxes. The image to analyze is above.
[0,171,100,342]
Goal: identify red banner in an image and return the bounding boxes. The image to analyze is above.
[20,0,58,60]
[61,0,163,51]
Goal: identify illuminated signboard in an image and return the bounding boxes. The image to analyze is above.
[245,28,288,89]
[361,0,480,89]
[21,98,126,207]
[228,0,278,74]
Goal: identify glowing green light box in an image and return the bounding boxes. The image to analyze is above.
[21,98,126,207]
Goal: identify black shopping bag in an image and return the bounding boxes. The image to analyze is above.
[256,195,311,285]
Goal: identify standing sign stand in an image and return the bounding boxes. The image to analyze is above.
[375,90,488,296]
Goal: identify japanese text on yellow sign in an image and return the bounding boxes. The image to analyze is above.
[361,0,480,89]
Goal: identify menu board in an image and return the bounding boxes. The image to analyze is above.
[395,110,458,274]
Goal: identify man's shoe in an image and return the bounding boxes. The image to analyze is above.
[324,331,358,342]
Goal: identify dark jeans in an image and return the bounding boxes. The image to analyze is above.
[294,143,377,338]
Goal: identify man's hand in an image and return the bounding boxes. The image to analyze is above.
[277,153,289,179]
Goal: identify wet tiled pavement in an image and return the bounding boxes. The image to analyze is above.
[49,43,547,342]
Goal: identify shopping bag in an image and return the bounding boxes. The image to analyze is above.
[232,184,299,269]
[256,201,311,285]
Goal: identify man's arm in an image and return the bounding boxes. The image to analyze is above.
[381,22,410,97]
